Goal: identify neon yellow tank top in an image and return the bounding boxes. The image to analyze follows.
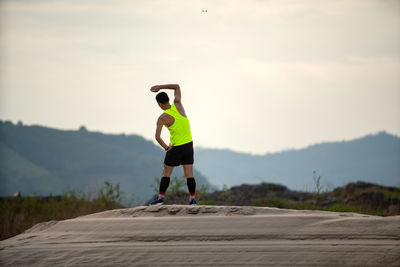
[163,104,193,146]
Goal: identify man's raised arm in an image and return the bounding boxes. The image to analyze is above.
[150,84,181,104]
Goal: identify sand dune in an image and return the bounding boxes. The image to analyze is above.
[1,205,399,266]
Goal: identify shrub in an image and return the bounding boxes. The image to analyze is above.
[0,181,126,240]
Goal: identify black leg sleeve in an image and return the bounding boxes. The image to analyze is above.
[159,176,170,194]
[186,177,196,194]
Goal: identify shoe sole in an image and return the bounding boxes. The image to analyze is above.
[149,202,164,206]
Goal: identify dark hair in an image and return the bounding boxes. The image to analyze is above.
[156,92,169,104]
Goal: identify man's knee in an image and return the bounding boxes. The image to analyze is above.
[183,164,193,178]
[163,164,174,176]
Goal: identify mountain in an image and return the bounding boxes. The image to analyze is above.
[2,119,399,202]
[195,132,400,190]
[0,120,213,204]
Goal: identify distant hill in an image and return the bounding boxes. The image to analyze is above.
[0,120,213,204]
[2,120,399,202]
[195,132,400,190]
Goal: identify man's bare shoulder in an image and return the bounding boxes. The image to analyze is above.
[174,102,187,117]
[158,113,174,126]
[157,113,168,121]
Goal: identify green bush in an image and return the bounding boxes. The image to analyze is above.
[0,181,126,241]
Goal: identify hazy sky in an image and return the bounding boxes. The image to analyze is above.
[1,0,399,154]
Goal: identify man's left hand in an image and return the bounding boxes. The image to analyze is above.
[150,85,160,92]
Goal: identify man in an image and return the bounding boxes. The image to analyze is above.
[149,84,197,205]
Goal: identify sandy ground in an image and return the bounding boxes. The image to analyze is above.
[1,205,399,266]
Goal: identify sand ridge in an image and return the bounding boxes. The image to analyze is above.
[1,205,399,266]
[73,204,384,218]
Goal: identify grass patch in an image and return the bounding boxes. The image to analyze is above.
[0,181,126,241]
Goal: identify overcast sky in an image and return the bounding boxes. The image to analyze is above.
[1,0,399,154]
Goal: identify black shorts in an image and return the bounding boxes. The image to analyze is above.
[164,141,194,166]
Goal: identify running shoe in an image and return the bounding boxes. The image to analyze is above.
[149,198,164,206]
[189,199,197,205]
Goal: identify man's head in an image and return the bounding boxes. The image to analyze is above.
[156,92,170,110]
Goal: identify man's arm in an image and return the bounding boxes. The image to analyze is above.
[150,84,181,104]
[155,116,173,151]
